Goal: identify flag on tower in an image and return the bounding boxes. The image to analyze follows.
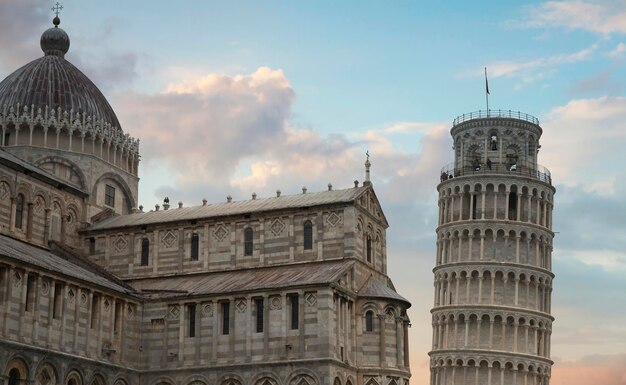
[485,67,490,95]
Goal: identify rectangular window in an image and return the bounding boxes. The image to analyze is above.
[222,301,230,335]
[25,275,36,312]
[244,227,253,256]
[190,233,199,261]
[114,301,121,333]
[255,298,264,333]
[3,133,9,146]
[188,303,196,337]
[90,294,100,329]
[52,283,63,319]
[105,184,116,207]
[289,294,299,330]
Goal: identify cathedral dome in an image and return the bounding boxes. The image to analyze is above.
[0,17,121,130]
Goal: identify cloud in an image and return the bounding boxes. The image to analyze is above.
[568,67,624,95]
[540,96,626,190]
[522,0,626,35]
[116,67,451,208]
[0,2,140,92]
[608,42,626,57]
[551,354,626,385]
[0,0,48,74]
[461,45,597,88]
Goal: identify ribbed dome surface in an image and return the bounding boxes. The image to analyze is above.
[0,54,121,129]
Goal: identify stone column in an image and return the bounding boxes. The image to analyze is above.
[403,319,410,367]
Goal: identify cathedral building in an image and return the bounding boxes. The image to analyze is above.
[0,16,411,385]
[430,111,555,384]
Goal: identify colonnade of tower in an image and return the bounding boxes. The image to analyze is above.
[430,111,555,385]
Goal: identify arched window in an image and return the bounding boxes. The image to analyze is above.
[141,238,150,266]
[366,236,372,262]
[244,227,253,256]
[15,193,24,229]
[490,132,498,150]
[8,368,20,385]
[365,310,374,332]
[509,191,518,220]
[303,220,313,250]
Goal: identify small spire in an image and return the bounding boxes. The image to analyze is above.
[364,150,372,186]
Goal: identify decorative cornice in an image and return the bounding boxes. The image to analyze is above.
[0,103,139,156]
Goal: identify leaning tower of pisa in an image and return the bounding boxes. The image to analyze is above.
[429,110,555,385]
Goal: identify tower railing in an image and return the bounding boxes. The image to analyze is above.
[440,162,552,184]
[453,110,540,126]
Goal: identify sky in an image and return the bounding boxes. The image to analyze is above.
[1,0,626,384]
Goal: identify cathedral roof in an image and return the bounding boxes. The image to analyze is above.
[358,275,410,306]
[0,17,122,132]
[0,234,134,295]
[86,185,372,231]
[128,259,355,298]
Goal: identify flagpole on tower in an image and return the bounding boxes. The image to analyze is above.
[485,67,490,116]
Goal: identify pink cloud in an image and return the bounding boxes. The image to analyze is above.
[524,1,626,35]
[540,96,626,192]
[115,67,449,205]
[551,354,626,385]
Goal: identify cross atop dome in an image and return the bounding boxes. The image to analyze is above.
[52,2,63,17]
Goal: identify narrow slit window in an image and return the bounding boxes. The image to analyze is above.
[25,274,35,312]
[289,294,299,330]
[90,294,99,329]
[190,233,199,261]
[255,298,264,333]
[14,193,24,229]
[303,220,313,250]
[114,301,121,333]
[366,236,372,262]
[188,303,196,337]
[141,238,150,266]
[52,283,63,319]
[244,227,253,256]
[222,301,230,335]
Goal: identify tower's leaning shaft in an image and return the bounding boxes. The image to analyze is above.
[429,110,555,385]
